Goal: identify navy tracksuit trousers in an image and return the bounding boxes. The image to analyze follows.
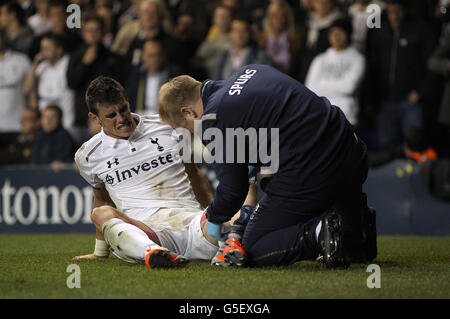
[242,139,368,267]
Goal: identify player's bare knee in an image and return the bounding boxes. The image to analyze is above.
[91,205,117,228]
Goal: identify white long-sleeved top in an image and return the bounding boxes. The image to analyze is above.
[0,51,30,132]
[36,55,75,130]
[305,47,366,125]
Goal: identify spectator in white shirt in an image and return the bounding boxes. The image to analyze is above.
[23,34,75,136]
[305,18,366,126]
[0,29,31,147]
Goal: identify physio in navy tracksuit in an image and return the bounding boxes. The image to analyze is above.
[162,64,369,267]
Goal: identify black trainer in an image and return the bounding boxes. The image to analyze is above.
[318,211,350,269]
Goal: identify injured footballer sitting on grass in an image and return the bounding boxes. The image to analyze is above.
[72,75,254,269]
[74,66,377,270]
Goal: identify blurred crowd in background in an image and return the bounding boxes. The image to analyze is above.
[0,0,449,171]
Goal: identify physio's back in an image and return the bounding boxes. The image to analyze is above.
[201,64,358,193]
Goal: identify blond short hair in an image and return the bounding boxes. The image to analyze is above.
[158,75,202,127]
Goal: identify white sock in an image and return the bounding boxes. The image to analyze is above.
[102,218,161,262]
[315,221,322,241]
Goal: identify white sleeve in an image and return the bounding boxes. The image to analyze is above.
[305,56,320,93]
[304,55,324,95]
[74,143,104,189]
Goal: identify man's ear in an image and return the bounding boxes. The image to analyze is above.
[180,106,197,119]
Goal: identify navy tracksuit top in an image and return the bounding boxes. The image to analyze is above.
[200,64,362,224]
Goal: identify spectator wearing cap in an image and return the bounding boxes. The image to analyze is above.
[305,18,365,126]
[366,0,437,151]
[0,0,35,55]
[215,15,272,80]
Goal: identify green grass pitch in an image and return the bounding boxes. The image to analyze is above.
[0,234,448,299]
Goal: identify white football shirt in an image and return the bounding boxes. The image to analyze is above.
[75,114,201,220]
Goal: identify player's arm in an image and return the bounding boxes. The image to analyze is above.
[184,162,214,208]
[91,184,116,239]
[92,186,115,252]
[73,185,115,260]
[73,147,116,260]
[92,184,116,209]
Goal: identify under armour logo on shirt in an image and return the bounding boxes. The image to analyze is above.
[150,138,164,152]
[107,158,119,168]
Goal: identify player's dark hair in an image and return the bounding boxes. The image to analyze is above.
[2,0,26,26]
[85,76,126,115]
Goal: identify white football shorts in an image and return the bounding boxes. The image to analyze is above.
[136,207,219,261]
